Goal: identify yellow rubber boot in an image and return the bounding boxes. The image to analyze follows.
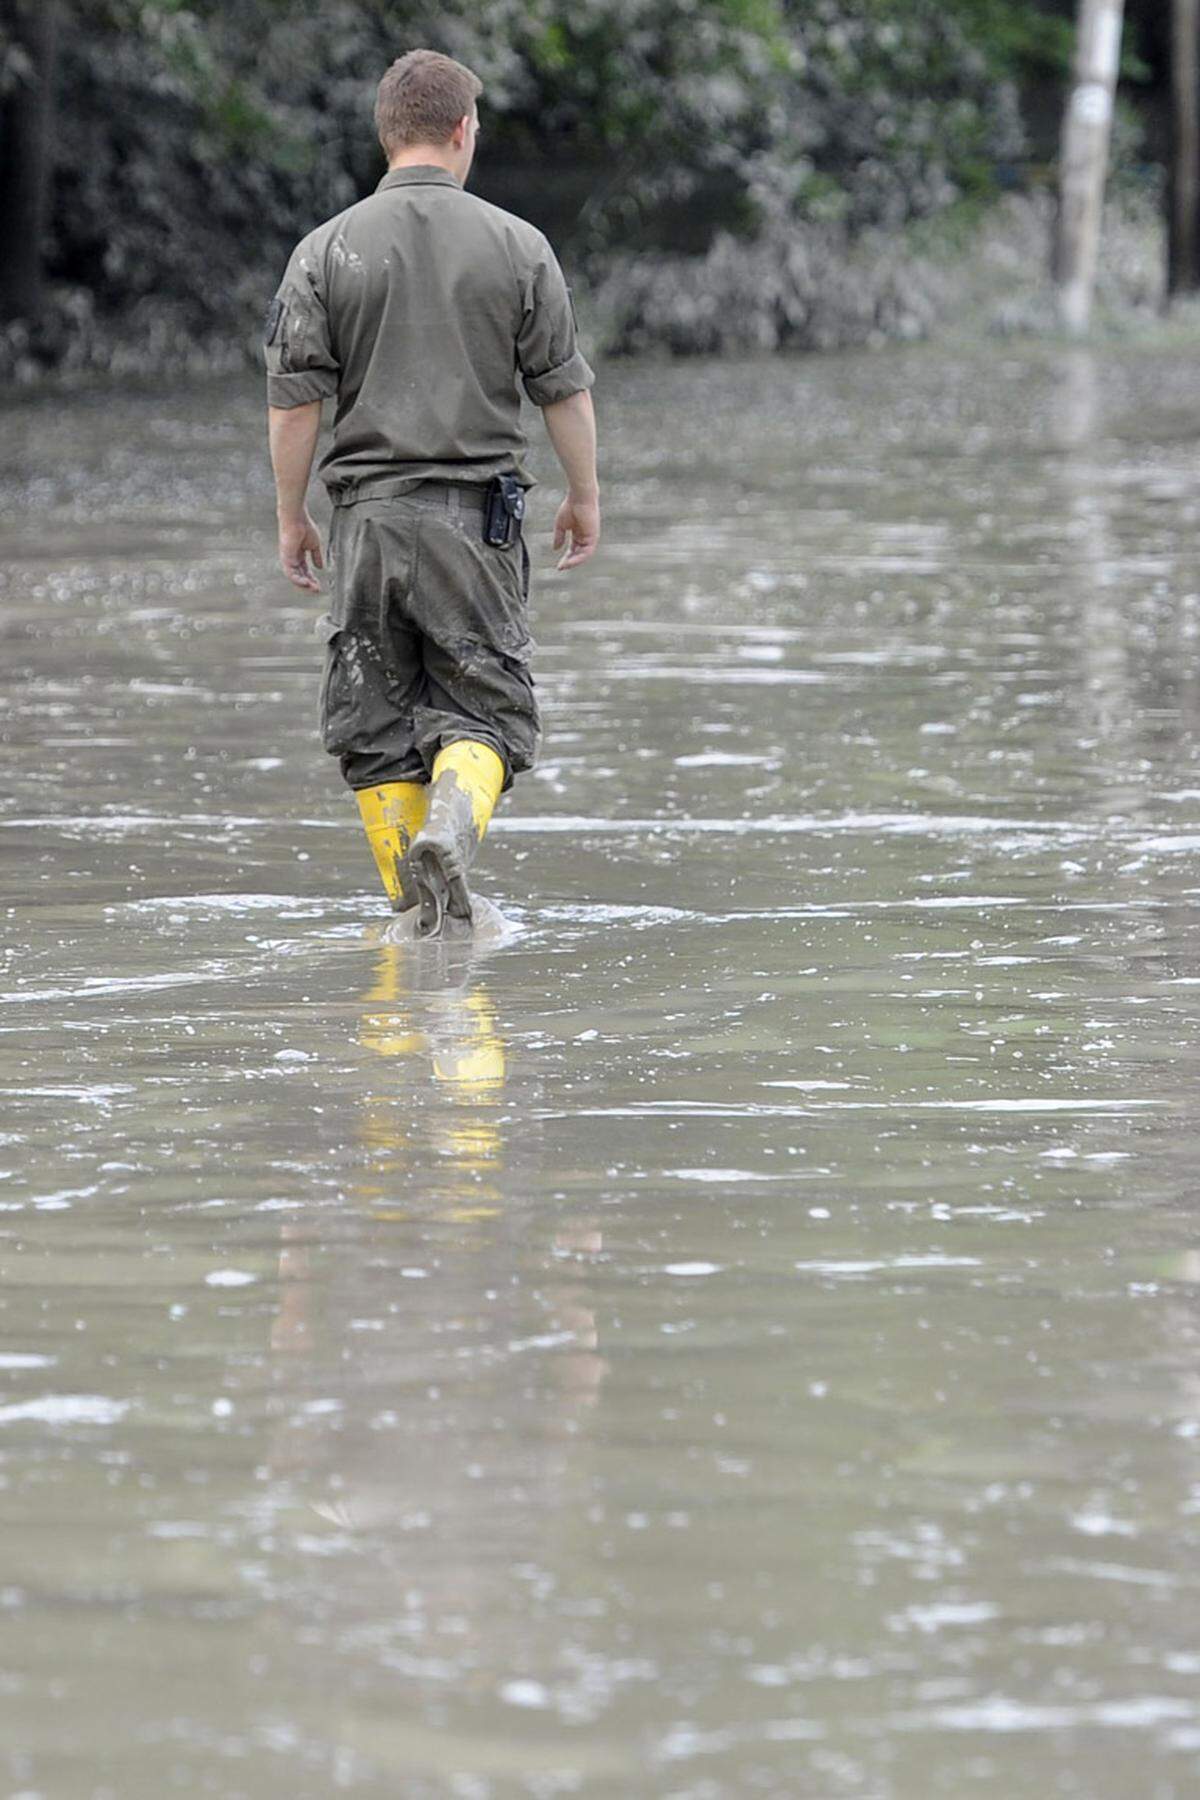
[355,780,429,911]
[408,740,506,936]
[431,741,505,837]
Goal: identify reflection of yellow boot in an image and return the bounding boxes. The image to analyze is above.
[356,781,429,911]
[357,955,506,1223]
[360,945,426,1058]
[408,740,505,936]
[431,989,505,1215]
[431,990,506,1092]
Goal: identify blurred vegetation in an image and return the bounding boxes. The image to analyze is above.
[0,0,1174,376]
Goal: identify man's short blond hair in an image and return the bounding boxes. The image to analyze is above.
[375,49,482,153]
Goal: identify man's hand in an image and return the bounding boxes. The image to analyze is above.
[542,391,599,569]
[278,511,324,592]
[553,493,600,570]
[268,402,323,590]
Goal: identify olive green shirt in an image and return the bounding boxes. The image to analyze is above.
[265,166,594,497]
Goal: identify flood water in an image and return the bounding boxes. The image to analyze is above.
[1,342,1199,1798]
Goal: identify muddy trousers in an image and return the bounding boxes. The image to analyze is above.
[317,482,540,793]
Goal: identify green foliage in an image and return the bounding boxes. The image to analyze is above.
[940,0,1075,78]
[0,0,1153,373]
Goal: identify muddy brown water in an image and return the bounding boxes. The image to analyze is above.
[1,343,1199,1798]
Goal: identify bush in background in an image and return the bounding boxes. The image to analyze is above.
[0,0,1169,378]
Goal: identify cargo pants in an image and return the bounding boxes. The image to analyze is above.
[317,481,540,792]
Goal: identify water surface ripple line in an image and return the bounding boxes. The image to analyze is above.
[4,809,1199,845]
[536,1097,1166,1120]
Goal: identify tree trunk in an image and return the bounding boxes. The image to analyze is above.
[1170,0,1200,296]
[0,0,62,324]
[1055,0,1125,335]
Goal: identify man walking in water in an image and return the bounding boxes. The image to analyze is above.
[266,49,599,936]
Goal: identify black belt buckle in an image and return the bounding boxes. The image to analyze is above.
[483,474,525,549]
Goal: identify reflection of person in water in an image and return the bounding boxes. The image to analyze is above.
[264,944,607,1765]
[267,940,607,1558]
[358,943,508,1224]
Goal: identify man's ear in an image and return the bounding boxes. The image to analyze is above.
[451,112,470,149]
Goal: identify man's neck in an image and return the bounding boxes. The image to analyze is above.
[387,147,461,183]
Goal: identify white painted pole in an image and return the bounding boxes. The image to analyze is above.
[1056,0,1125,335]
[1170,0,1200,297]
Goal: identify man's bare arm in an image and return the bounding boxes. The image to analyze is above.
[268,401,324,592]
[541,389,599,570]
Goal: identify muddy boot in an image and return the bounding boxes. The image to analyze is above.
[408,741,505,939]
[355,780,429,912]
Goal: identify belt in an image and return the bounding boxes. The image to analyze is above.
[327,477,494,513]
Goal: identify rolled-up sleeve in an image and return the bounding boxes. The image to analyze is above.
[517,239,594,407]
[264,243,339,408]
